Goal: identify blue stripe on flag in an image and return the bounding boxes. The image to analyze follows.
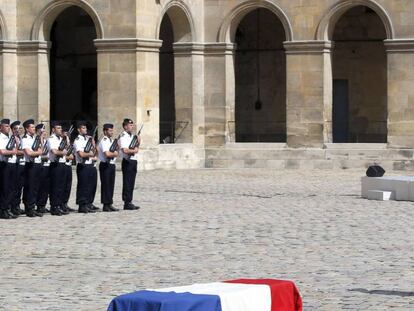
[107,290,223,311]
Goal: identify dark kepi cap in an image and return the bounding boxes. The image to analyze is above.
[11,120,21,128]
[51,120,61,128]
[123,118,133,125]
[23,119,35,128]
[0,118,10,125]
[103,123,113,130]
[77,120,87,128]
[35,123,44,131]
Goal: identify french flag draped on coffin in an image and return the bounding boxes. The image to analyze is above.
[107,279,302,311]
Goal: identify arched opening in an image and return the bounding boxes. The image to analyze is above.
[50,6,97,127]
[158,6,193,144]
[235,8,286,142]
[332,6,387,143]
[159,15,175,143]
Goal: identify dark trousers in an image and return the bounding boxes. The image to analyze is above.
[99,162,116,205]
[122,159,137,203]
[50,162,66,207]
[63,164,72,204]
[0,162,16,210]
[76,164,97,206]
[36,164,50,207]
[23,162,42,209]
[13,163,25,207]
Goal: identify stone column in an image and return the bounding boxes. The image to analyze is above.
[0,41,17,119]
[16,41,50,122]
[203,43,235,147]
[284,41,333,148]
[384,39,414,148]
[94,38,162,145]
[172,43,205,145]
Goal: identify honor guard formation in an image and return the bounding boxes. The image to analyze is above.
[0,118,141,219]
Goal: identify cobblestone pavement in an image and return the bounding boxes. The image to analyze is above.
[1,169,414,310]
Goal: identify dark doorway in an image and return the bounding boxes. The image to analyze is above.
[332,6,387,143]
[235,8,286,142]
[333,79,349,143]
[159,15,175,144]
[50,6,97,128]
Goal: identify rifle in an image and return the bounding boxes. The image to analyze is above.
[59,125,74,151]
[84,126,98,153]
[6,135,16,151]
[109,133,121,153]
[31,124,45,151]
[42,141,49,156]
[128,123,144,149]
[31,135,41,151]
[66,144,74,157]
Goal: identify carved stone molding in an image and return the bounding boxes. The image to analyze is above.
[284,41,332,55]
[94,38,163,53]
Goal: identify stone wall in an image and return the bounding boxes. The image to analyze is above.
[1,0,414,170]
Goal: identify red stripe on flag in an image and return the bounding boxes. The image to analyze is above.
[225,279,302,311]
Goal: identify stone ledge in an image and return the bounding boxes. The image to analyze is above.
[0,40,17,53]
[284,40,332,54]
[384,39,414,53]
[94,38,162,53]
[0,40,50,54]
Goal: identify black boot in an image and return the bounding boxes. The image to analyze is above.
[87,204,96,213]
[124,202,140,210]
[0,209,12,219]
[50,206,62,216]
[6,209,18,219]
[63,203,76,213]
[36,206,46,214]
[11,205,21,217]
[78,205,89,213]
[103,204,119,212]
[26,206,40,217]
[58,205,69,215]
[90,203,100,211]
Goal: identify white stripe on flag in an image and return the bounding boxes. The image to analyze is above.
[153,282,271,311]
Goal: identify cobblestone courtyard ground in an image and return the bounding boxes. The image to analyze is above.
[1,169,414,310]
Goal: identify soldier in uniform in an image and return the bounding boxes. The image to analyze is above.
[98,123,119,212]
[35,124,50,214]
[62,125,75,212]
[48,121,70,216]
[73,121,98,213]
[0,119,18,219]
[21,119,43,217]
[11,120,25,216]
[119,118,141,210]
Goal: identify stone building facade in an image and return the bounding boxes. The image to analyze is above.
[1,0,414,170]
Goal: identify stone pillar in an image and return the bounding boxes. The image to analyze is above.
[16,41,50,122]
[172,43,205,145]
[0,41,17,119]
[203,43,235,147]
[284,41,332,148]
[384,39,414,148]
[95,38,162,145]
